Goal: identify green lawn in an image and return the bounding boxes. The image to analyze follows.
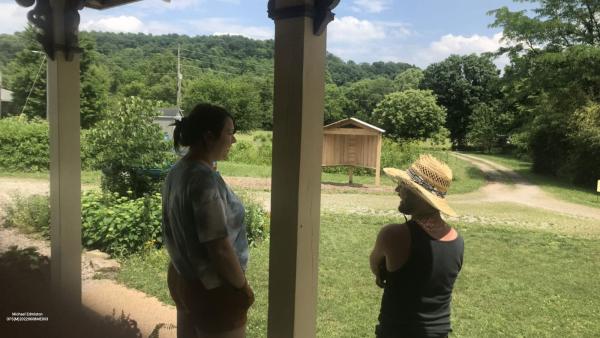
[0,170,101,185]
[117,213,600,337]
[466,153,599,208]
[219,154,485,195]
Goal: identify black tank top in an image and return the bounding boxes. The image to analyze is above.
[376,221,464,338]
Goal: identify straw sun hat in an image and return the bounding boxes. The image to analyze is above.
[383,154,457,217]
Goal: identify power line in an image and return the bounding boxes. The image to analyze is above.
[180,63,269,82]
[180,57,243,74]
[21,54,46,117]
[178,48,273,74]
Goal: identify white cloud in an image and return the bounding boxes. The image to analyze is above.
[351,0,391,14]
[428,32,504,56]
[81,15,146,33]
[409,32,510,69]
[132,0,203,11]
[188,18,273,40]
[327,16,414,63]
[328,16,386,44]
[0,4,29,34]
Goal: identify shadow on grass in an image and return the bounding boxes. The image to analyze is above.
[0,246,173,338]
[321,181,367,189]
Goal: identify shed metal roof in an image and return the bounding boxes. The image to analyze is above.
[323,117,385,133]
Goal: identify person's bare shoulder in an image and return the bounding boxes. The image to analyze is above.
[379,223,411,247]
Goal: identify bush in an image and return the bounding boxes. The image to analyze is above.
[81,191,163,257]
[0,115,49,171]
[227,138,272,166]
[4,189,270,256]
[86,97,176,197]
[237,192,269,246]
[3,194,50,239]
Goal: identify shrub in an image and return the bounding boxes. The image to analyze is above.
[380,137,421,169]
[86,97,176,197]
[81,190,163,257]
[3,190,269,257]
[3,194,50,239]
[237,192,269,246]
[227,140,258,164]
[227,138,272,166]
[0,115,49,171]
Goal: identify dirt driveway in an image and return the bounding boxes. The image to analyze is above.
[1,153,599,233]
[450,153,600,221]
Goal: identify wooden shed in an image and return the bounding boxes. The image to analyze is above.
[322,118,385,185]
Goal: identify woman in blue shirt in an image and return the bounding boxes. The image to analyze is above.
[162,103,253,338]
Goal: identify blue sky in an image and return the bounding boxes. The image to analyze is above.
[0,0,534,68]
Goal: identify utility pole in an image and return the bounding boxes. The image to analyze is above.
[177,44,182,110]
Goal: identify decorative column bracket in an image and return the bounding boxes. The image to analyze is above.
[15,0,85,61]
[268,0,340,36]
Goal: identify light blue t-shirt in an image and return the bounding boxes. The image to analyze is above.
[162,159,248,289]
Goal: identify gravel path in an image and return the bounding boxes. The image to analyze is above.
[451,153,600,220]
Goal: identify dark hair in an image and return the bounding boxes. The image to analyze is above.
[173,103,234,152]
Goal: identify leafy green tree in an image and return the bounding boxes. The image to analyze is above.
[489,0,600,186]
[489,0,600,54]
[421,54,500,148]
[0,32,26,67]
[79,34,111,128]
[324,84,348,124]
[5,25,47,118]
[343,77,395,123]
[393,68,424,91]
[466,103,501,152]
[182,73,263,131]
[86,96,174,197]
[374,89,446,141]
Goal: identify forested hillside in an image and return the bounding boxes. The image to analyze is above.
[0,28,414,129]
[1,0,599,190]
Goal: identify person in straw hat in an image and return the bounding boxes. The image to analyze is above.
[369,154,464,338]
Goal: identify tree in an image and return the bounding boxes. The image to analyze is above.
[5,25,47,118]
[182,73,264,131]
[489,1,600,54]
[85,96,174,197]
[421,54,501,148]
[393,68,423,91]
[79,34,111,128]
[489,0,600,186]
[324,84,348,124]
[343,77,395,123]
[466,103,501,152]
[5,28,111,125]
[373,89,446,141]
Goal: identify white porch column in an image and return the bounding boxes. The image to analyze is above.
[268,1,327,337]
[47,0,82,324]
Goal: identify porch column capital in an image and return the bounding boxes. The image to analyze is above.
[268,0,339,35]
[15,0,85,60]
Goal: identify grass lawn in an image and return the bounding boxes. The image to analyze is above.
[0,170,101,185]
[466,152,600,208]
[117,213,600,337]
[219,153,485,195]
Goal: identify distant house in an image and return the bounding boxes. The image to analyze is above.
[155,107,183,140]
[1,88,14,116]
[1,88,13,102]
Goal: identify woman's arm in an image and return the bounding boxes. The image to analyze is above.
[370,228,387,277]
[205,237,247,288]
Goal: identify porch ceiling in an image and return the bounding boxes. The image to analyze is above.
[85,0,141,10]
